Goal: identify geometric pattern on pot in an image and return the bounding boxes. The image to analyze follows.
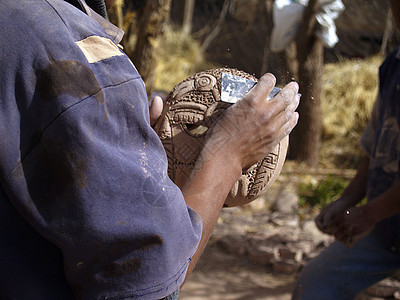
[154,68,288,207]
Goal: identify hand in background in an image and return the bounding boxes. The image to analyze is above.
[315,197,353,235]
[328,205,377,248]
[315,156,370,237]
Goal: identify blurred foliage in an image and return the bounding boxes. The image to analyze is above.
[298,175,349,208]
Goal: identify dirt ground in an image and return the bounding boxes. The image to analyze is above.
[178,166,319,300]
[180,242,296,300]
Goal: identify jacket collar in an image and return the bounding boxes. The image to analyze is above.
[68,0,124,45]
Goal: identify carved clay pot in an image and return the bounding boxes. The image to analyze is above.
[154,68,288,207]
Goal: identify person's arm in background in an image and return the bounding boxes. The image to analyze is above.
[316,89,400,247]
[315,156,370,236]
[181,73,300,277]
[312,91,379,247]
[329,176,400,248]
[326,0,400,249]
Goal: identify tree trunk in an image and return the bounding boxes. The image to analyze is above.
[381,5,400,57]
[287,0,323,167]
[278,42,298,83]
[290,38,323,167]
[132,0,172,96]
[112,0,124,30]
[170,0,194,34]
[170,0,185,26]
[261,0,274,75]
[182,0,195,34]
[201,0,230,51]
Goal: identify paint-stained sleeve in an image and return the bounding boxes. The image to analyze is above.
[17,63,202,299]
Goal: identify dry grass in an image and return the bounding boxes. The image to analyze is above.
[153,26,215,93]
[320,55,382,168]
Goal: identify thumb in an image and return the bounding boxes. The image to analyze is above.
[150,95,164,126]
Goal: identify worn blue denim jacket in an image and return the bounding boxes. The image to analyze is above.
[0,0,202,299]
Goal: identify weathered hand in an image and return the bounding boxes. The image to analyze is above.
[315,197,352,235]
[149,95,163,127]
[182,73,300,279]
[201,73,299,170]
[328,205,377,248]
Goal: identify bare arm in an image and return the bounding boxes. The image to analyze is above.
[315,156,370,234]
[182,73,300,277]
[366,180,400,222]
[330,178,400,247]
[338,156,370,205]
[325,152,400,247]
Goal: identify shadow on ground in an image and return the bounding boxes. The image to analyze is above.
[180,243,295,300]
